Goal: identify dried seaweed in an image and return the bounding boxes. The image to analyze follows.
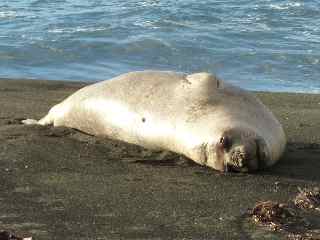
[249,201,301,231]
[287,229,320,240]
[294,187,320,211]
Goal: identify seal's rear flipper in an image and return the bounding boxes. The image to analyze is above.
[22,103,64,126]
[22,119,39,125]
[22,113,53,126]
[38,114,54,125]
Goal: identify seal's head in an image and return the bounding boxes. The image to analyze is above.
[213,128,269,172]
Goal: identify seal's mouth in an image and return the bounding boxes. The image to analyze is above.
[225,160,249,173]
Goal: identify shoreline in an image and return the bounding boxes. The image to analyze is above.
[0,78,319,239]
[1,77,319,95]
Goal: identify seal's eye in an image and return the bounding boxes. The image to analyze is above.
[219,136,232,151]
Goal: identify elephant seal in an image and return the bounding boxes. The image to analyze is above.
[23,71,286,172]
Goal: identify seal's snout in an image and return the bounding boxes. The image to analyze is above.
[227,147,251,172]
[231,149,247,168]
[218,128,263,172]
[226,140,260,172]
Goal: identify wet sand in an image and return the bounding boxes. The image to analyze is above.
[0,79,319,239]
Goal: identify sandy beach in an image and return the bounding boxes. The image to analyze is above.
[0,78,319,239]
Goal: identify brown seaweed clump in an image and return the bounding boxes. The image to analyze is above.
[287,230,320,240]
[249,201,298,231]
[294,187,320,211]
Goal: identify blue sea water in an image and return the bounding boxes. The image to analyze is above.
[0,0,319,93]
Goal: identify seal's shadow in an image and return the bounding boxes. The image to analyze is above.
[10,122,320,182]
[264,142,320,182]
[130,151,199,167]
[129,140,320,183]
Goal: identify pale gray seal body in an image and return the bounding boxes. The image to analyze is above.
[24,71,286,172]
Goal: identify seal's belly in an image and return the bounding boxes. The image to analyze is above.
[68,98,178,151]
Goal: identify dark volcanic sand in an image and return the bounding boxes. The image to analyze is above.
[0,79,319,239]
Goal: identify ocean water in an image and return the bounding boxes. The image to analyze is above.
[0,0,319,93]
